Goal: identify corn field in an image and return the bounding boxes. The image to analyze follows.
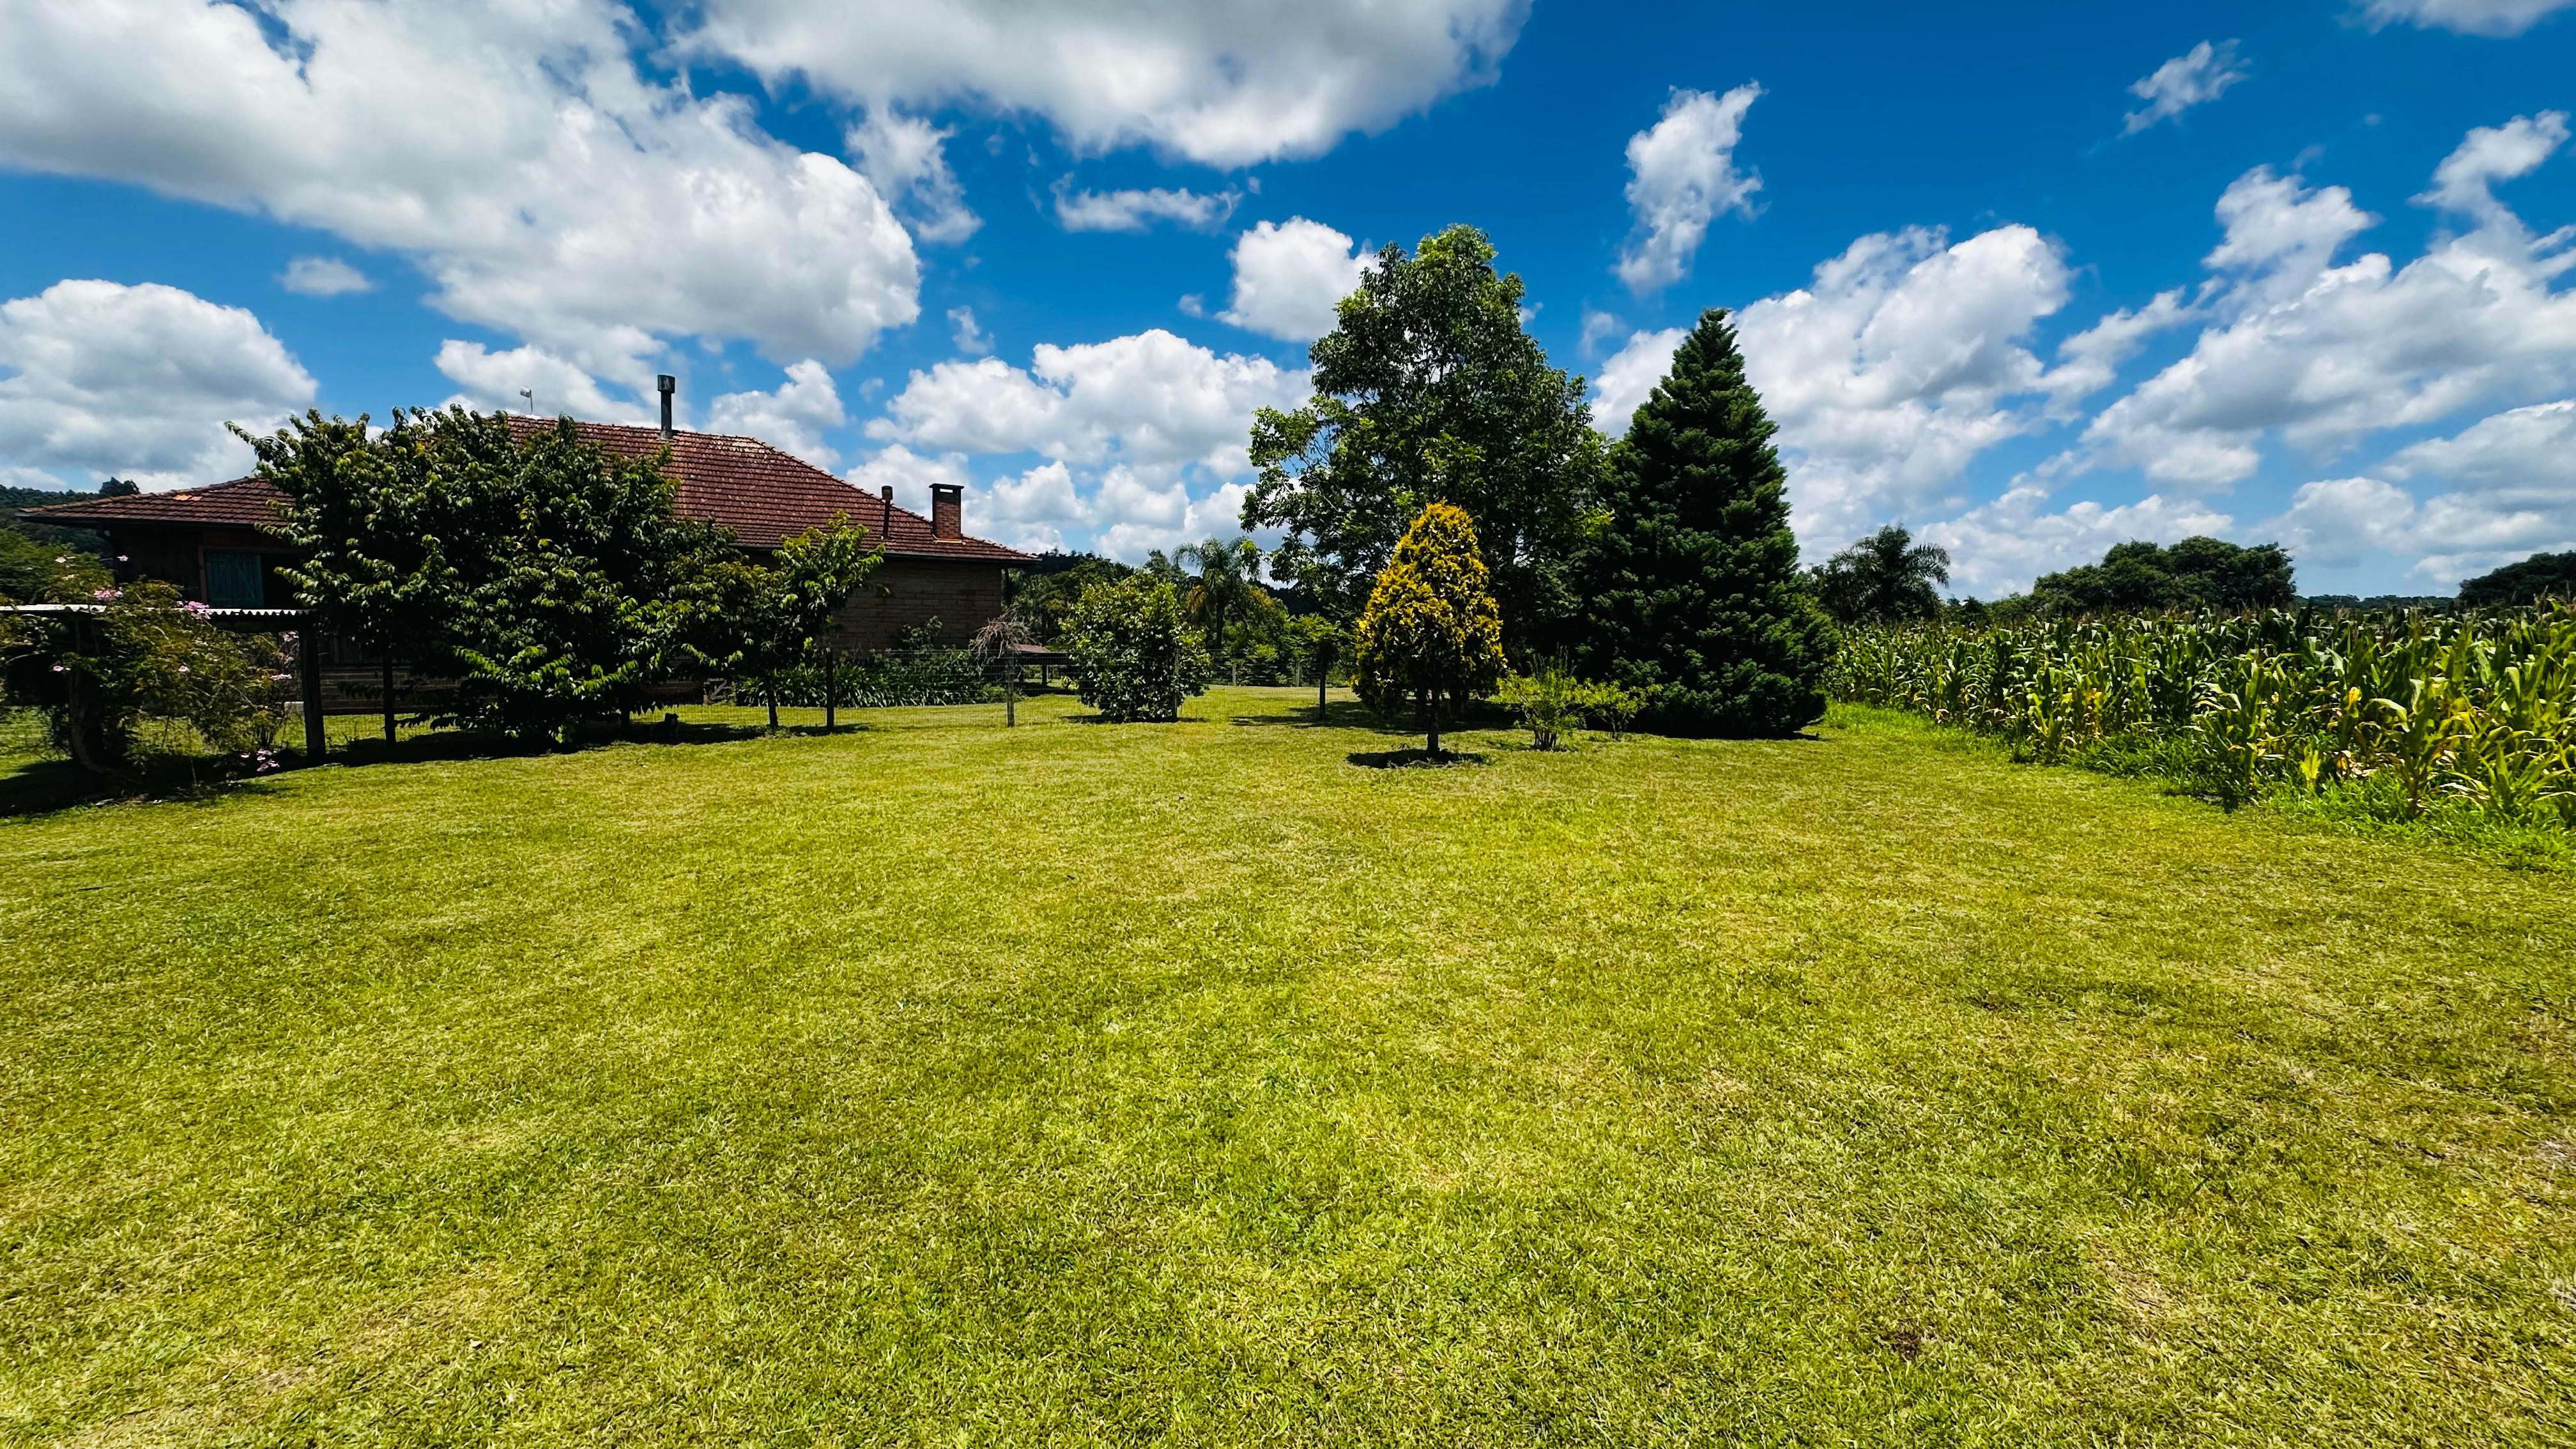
[1828,607,2576,827]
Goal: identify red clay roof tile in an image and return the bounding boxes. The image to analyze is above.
[20,418,1031,564]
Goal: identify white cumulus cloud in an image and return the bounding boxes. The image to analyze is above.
[1735,224,2078,549]
[864,328,1309,558]
[434,342,639,424]
[2073,113,2576,489]
[1590,326,1689,438]
[869,328,1305,474]
[1219,218,1367,341]
[0,0,921,383]
[849,108,978,245]
[0,279,316,490]
[279,256,372,297]
[678,0,1531,167]
[1616,84,1764,294]
[2122,40,2250,135]
[1053,181,1240,233]
[2360,0,2576,36]
[707,360,848,467]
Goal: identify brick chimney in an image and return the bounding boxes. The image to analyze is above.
[930,482,963,541]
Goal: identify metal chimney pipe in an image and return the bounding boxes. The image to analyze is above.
[879,485,894,542]
[656,374,676,445]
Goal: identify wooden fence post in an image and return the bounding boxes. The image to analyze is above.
[825,648,838,732]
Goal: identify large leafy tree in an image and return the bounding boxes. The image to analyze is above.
[2025,537,2294,615]
[1572,309,1832,737]
[1353,502,1507,756]
[256,408,741,745]
[2458,550,2576,607]
[255,408,510,742]
[1813,526,1952,625]
[1243,224,1604,648]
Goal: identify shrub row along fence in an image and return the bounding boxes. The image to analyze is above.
[1828,606,2576,827]
[729,648,1004,710]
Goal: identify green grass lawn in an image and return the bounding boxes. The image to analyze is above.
[3,688,2572,1445]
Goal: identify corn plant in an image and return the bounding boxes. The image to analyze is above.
[1827,604,2576,829]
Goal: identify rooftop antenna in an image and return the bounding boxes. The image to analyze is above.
[518,388,533,413]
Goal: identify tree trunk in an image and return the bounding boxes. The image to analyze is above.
[380,655,395,746]
[1317,673,1327,714]
[765,674,779,731]
[824,649,838,732]
[1005,666,1017,728]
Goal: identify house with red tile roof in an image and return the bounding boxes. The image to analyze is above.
[22,414,1031,660]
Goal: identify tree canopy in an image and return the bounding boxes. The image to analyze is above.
[252,407,868,743]
[2026,537,2295,615]
[1243,224,1602,648]
[1813,526,1951,625]
[1572,309,1831,736]
[2459,550,2576,608]
[1353,502,1507,756]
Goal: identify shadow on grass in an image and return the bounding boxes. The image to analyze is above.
[1229,702,1512,735]
[1346,747,1490,769]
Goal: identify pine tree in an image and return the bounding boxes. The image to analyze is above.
[1353,502,1507,756]
[1573,308,1832,737]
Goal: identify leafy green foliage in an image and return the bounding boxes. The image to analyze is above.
[691,518,882,728]
[1174,536,1268,661]
[2,580,289,776]
[1063,574,1211,723]
[1573,309,1832,737]
[1497,662,1646,750]
[1353,502,1506,754]
[1813,526,1951,625]
[1243,224,1603,644]
[1832,606,2576,827]
[2026,536,2297,616]
[0,532,111,604]
[2459,549,2576,608]
[1006,551,1137,643]
[254,408,851,744]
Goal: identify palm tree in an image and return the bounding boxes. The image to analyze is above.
[1174,536,1265,660]
[1813,525,1951,625]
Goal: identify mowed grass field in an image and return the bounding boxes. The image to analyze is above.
[3,687,2572,1445]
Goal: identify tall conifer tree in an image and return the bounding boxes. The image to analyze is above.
[1573,308,1831,736]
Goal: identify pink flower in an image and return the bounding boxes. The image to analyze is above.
[181,600,213,617]
[93,588,120,601]
[116,555,129,563]
[269,672,292,682]
[50,664,66,673]
[175,665,190,675]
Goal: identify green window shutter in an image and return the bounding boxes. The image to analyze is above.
[204,551,265,609]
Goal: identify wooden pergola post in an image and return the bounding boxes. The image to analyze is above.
[298,618,326,763]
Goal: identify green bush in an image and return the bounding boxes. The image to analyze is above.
[1063,576,1211,723]
[2,581,290,778]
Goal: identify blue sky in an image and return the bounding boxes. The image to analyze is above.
[3,0,2573,596]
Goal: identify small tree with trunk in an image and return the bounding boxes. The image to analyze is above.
[971,611,1034,726]
[1285,614,1345,713]
[704,518,880,729]
[1353,502,1506,756]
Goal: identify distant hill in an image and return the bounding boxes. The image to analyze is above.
[1,482,124,555]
